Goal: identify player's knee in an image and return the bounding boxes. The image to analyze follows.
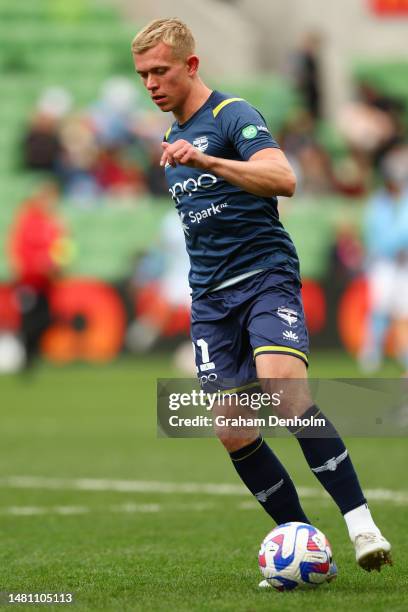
[215,428,257,453]
[256,353,307,380]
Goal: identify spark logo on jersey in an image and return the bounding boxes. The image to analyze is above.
[169,173,218,204]
[189,202,228,224]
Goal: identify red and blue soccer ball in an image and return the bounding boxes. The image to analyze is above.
[258,522,336,591]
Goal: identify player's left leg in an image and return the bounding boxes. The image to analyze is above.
[256,353,392,572]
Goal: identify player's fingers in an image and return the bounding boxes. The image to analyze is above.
[173,145,192,163]
[161,150,176,168]
[160,142,169,167]
[173,146,189,161]
[179,151,194,165]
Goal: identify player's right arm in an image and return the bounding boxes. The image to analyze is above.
[161,99,296,198]
[161,139,295,198]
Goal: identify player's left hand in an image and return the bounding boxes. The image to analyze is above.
[160,140,210,169]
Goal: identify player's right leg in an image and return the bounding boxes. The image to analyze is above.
[191,287,310,526]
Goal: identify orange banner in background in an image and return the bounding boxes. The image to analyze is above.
[370,0,408,14]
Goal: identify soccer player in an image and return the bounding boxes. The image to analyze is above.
[132,18,392,576]
[359,149,408,375]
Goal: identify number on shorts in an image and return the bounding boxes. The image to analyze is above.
[193,338,215,373]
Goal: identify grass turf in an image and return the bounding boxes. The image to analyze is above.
[0,352,407,611]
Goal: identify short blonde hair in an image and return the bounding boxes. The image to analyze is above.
[131,18,195,60]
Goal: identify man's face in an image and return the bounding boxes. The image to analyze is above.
[133,42,192,113]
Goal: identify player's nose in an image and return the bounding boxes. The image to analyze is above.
[146,74,158,91]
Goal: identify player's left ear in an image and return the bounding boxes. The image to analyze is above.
[186,55,199,76]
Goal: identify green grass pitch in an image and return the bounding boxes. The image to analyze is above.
[0,352,407,611]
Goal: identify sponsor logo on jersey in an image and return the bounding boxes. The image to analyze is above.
[277,307,298,327]
[282,330,299,343]
[189,202,228,224]
[257,125,270,133]
[169,173,218,204]
[242,124,258,139]
[193,135,209,152]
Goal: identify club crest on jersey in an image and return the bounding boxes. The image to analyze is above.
[277,307,298,328]
[193,136,209,152]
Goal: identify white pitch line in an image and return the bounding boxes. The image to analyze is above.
[0,502,215,517]
[0,476,245,495]
[0,476,406,504]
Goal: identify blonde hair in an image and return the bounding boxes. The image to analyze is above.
[131,18,195,60]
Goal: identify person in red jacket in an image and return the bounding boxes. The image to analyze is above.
[8,181,69,367]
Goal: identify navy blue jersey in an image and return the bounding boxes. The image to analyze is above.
[164,90,300,300]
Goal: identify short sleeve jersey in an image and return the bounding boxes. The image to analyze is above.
[164,90,300,300]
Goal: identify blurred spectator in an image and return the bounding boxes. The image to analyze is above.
[89,77,141,148]
[127,211,191,365]
[20,79,169,204]
[297,143,333,194]
[359,146,408,374]
[290,33,323,120]
[331,151,371,198]
[279,110,316,158]
[357,81,406,162]
[332,223,365,278]
[145,146,170,197]
[22,112,62,172]
[279,110,334,195]
[93,146,147,197]
[8,181,72,368]
[337,101,395,158]
[21,74,404,205]
[22,87,71,172]
[57,113,99,201]
[337,81,405,169]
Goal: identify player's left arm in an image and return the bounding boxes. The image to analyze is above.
[161,142,296,198]
[205,147,296,198]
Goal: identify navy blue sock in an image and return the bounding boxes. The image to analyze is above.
[290,405,366,515]
[229,437,310,525]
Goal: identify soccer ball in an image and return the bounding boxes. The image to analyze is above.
[258,522,335,591]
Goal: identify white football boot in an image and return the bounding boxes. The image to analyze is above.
[354,532,392,572]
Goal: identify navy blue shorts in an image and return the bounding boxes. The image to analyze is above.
[191,270,309,392]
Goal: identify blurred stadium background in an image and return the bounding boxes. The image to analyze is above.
[0,1,407,609]
[1,0,408,371]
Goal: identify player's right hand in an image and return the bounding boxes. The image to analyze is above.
[160,140,210,170]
